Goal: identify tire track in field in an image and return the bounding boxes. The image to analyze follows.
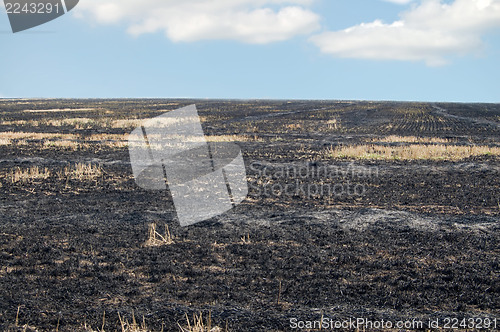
[432,104,500,129]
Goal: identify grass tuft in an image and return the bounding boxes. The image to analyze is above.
[177,312,227,332]
[8,166,51,183]
[145,223,174,246]
[240,233,251,244]
[59,163,103,181]
[117,312,153,332]
[0,138,11,145]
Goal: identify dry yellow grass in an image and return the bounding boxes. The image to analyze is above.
[1,118,105,128]
[43,139,80,150]
[87,134,129,148]
[23,108,96,113]
[81,311,154,332]
[145,223,174,247]
[1,120,32,126]
[178,312,227,332]
[15,139,30,146]
[326,118,341,130]
[240,233,251,244]
[0,131,77,140]
[61,163,103,181]
[10,310,226,332]
[47,118,110,129]
[8,166,51,183]
[1,132,252,149]
[117,312,152,332]
[0,138,11,146]
[4,163,103,183]
[285,123,302,130]
[112,119,144,129]
[1,117,141,129]
[0,132,129,149]
[326,144,500,160]
[43,138,127,150]
[87,133,129,141]
[205,134,259,142]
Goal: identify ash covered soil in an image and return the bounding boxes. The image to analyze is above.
[0,100,499,331]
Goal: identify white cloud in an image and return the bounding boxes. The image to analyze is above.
[310,0,500,66]
[74,0,320,44]
[382,0,414,4]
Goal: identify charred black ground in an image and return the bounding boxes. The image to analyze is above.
[0,100,498,331]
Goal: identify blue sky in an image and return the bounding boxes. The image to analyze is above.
[1,0,499,102]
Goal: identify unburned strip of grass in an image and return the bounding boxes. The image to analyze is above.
[325,143,500,161]
[4,163,103,184]
[0,132,129,149]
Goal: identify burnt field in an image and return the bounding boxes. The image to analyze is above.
[0,99,499,331]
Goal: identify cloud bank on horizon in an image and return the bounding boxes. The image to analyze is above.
[74,0,500,66]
